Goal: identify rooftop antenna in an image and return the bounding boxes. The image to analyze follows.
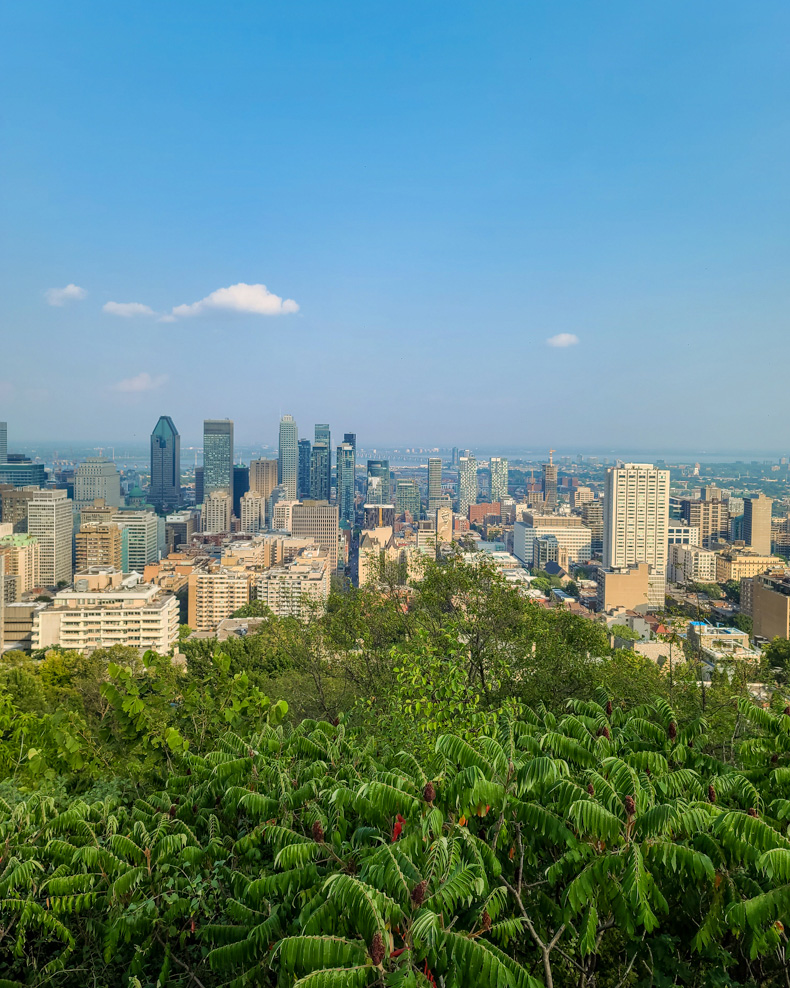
[549,449,556,465]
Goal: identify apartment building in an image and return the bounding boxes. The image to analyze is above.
[27,489,73,586]
[33,575,179,653]
[667,543,717,585]
[604,463,670,610]
[715,550,785,583]
[514,513,593,568]
[75,523,126,572]
[0,534,40,598]
[187,568,253,631]
[291,500,339,570]
[255,548,331,618]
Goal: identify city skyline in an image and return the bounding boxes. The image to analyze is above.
[3,3,790,446]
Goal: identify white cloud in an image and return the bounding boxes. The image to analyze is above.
[170,282,299,318]
[546,333,580,348]
[111,372,169,393]
[46,284,87,306]
[103,301,157,317]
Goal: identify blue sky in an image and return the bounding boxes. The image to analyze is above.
[2,2,789,450]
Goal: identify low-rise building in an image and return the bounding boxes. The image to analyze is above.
[686,622,762,671]
[715,550,785,583]
[596,562,651,613]
[752,571,790,642]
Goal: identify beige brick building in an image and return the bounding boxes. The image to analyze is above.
[75,523,124,572]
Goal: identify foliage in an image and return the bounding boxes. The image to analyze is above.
[609,624,641,642]
[5,696,790,985]
[764,638,790,684]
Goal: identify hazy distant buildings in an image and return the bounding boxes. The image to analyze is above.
[490,457,508,504]
[203,420,234,503]
[458,455,477,516]
[278,415,299,499]
[744,494,773,556]
[149,416,181,513]
[603,463,670,610]
[336,441,355,525]
[28,489,73,586]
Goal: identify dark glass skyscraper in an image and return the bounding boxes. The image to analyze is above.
[315,424,331,498]
[150,416,181,513]
[298,438,312,499]
[0,421,7,464]
[336,441,355,525]
[203,419,234,500]
[310,441,330,500]
[233,464,249,518]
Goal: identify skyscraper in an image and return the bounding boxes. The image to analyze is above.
[249,459,279,500]
[542,452,558,512]
[458,454,477,516]
[0,422,6,464]
[336,441,355,525]
[298,439,312,499]
[203,420,234,500]
[603,462,670,610]
[395,479,420,519]
[366,460,390,504]
[292,500,339,570]
[310,442,330,500]
[315,424,331,498]
[74,457,122,509]
[428,457,443,511]
[278,415,299,499]
[149,416,181,513]
[490,457,508,504]
[233,464,250,518]
[744,494,773,556]
[343,433,356,451]
[28,489,73,586]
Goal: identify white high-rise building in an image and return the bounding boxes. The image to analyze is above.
[278,415,299,499]
[490,457,508,503]
[27,489,73,587]
[427,457,443,511]
[74,457,121,508]
[239,491,264,533]
[603,463,670,610]
[112,509,160,572]
[202,491,232,534]
[458,455,477,517]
